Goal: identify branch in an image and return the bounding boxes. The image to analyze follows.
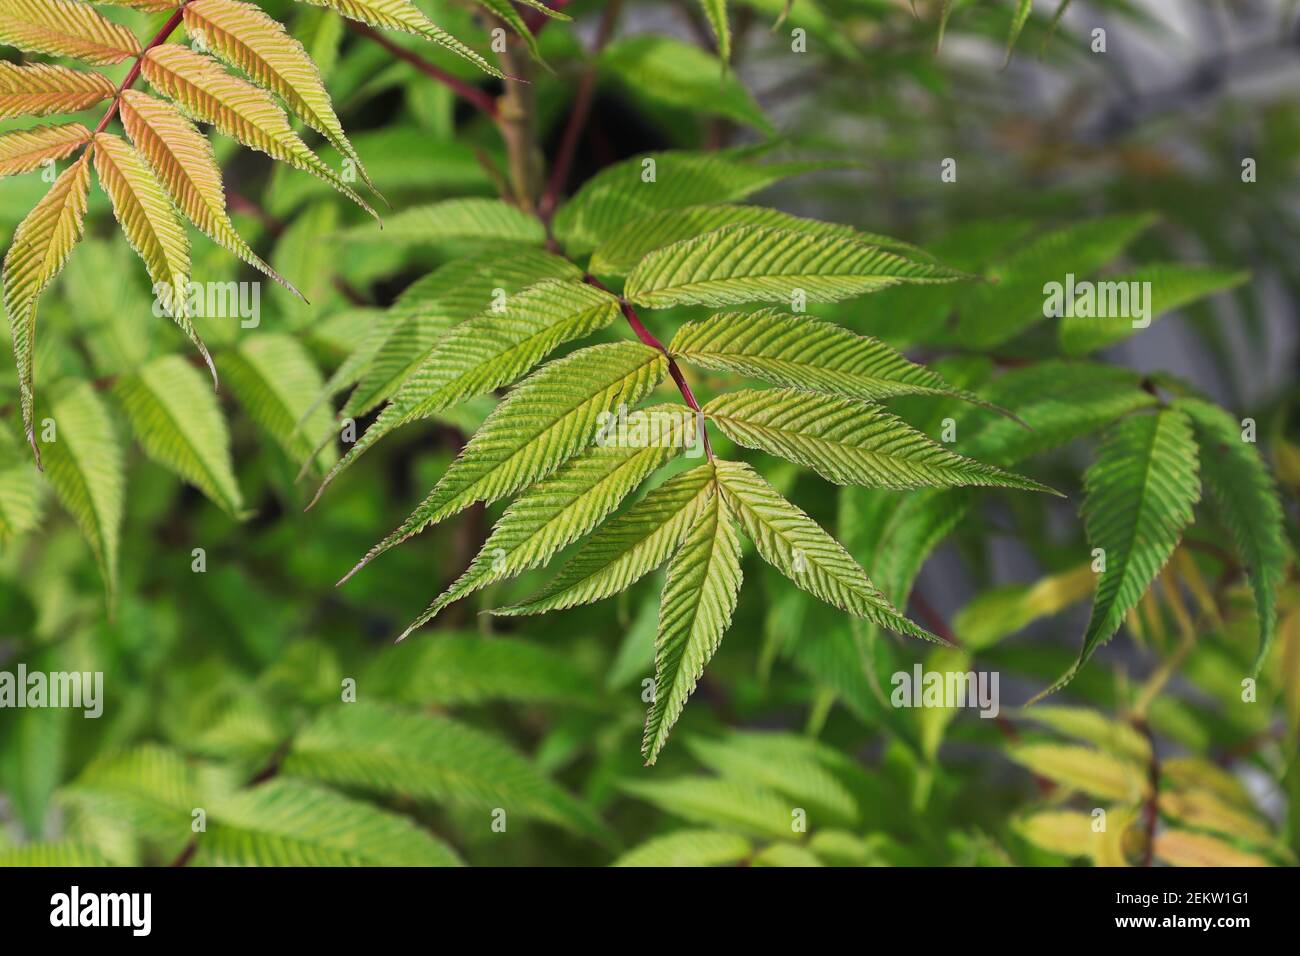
[349,21,501,123]
[583,274,713,460]
[93,3,188,136]
[539,0,623,222]
[496,35,544,212]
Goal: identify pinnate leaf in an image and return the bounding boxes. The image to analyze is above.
[293,0,502,77]
[1038,408,1200,698]
[92,131,214,386]
[399,406,693,636]
[714,459,935,641]
[497,462,716,616]
[4,151,93,459]
[643,485,744,764]
[0,62,115,121]
[140,43,375,219]
[624,225,964,309]
[672,309,997,407]
[0,0,139,65]
[183,0,373,192]
[705,388,1053,492]
[1177,397,1286,671]
[118,90,290,293]
[114,354,244,515]
[310,279,621,503]
[344,342,668,584]
[0,122,91,179]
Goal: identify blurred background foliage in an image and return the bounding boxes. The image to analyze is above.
[0,0,1297,866]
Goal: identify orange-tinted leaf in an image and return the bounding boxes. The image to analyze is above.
[3,150,93,461]
[140,43,375,218]
[0,62,116,121]
[92,131,214,386]
[118,89,297,295]
[0,0,139,65]
[0,122,91,178]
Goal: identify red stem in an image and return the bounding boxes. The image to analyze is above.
[93,4,188,136]
[583,274,713,460]
[349,22,501,122]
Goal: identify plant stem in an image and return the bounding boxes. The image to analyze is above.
[496,37,544,212]
[1135,718,1161,866]
[583,275,713,460]
[349,22,501,123]
[539,0,622,222]
[93,3,189,136]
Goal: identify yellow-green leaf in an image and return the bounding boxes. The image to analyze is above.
[0,122,91,179]
[117,89,293,294]
[0,0,140,65]
[91,131,214,387]
[4,150,93,460]
[0,62,116,121]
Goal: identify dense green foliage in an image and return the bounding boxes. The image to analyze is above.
[0,0,1296,867]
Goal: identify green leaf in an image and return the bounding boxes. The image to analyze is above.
[752,843,824,867]
[0,842,115,866]
[1040,408,1201,698]
[0,430,43,540]
[704,388,1053,492]
[344,342,668,583]
[362,633,599,708]
[1058,264,1249,356]
[221,333,335,472]
[343,250,581,419]
[589,204,925,277]
[1176,397,1286,671]
[310,279,620,504]
[197,778,462,866]
[714,460,935,641]
[114,354,243,516]
[613,828,751,867]
[672,309,989,406]
[957,361,1160,466]
[342,197,545,245]
[953,563,1095,650]
[601,36,769,132]
[472,0,545,65]
[1004,0,1033,65]
[643,486,744,764]
[620,776,794,841]
[698,0,731,61]
[397,405,693,635]
[946,213,1156,349]
[293,0,502,78]
[553,150,839,257]
[496,462,716,616]
[39,383,124,600]
[283,702,606,839]
[1007,743,1147,802]
[687,732,861,827]
[1017,705,1151,762]
[624,225,964,309]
